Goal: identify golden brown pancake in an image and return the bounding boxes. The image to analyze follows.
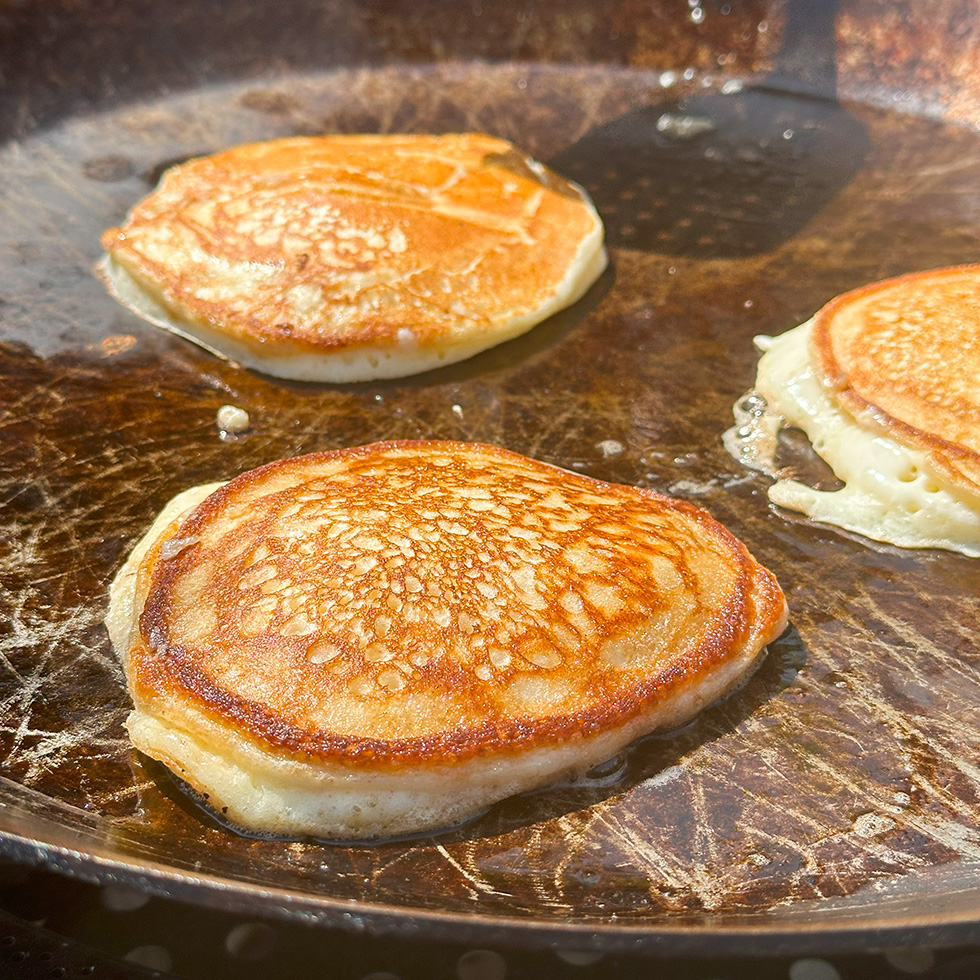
[812,264,980,490]
[98,134,607,382]
[107,441,787,840]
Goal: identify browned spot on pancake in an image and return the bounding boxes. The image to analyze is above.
[131,441,785,767]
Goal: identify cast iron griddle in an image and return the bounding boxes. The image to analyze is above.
[2,56,980,954]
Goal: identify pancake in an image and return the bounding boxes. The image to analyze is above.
[725,265,980,555]
[813,265,980,489]
[107,441,788,841]
[97,133,607,382]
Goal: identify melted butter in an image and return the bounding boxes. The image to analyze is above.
[725,319,980,556]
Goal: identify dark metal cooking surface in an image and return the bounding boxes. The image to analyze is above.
[2,0,980,957]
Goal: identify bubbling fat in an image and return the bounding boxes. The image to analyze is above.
[724,320,980,556]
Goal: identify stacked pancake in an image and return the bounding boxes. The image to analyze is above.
[726,265,980,555]
[107,441,787,840]
[98,133,607,382]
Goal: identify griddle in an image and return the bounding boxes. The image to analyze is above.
[2,0,980,959]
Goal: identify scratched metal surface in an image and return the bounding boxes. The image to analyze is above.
[2,0,980,956]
